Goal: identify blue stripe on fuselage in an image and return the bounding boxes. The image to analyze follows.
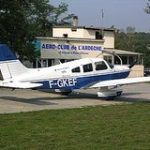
[37,70,130,90]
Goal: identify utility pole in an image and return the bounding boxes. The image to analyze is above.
[101,9,104,39]
[101,9,104,28]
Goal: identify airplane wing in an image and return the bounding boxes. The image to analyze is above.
[0,81,43,89]
[90,77,150,88]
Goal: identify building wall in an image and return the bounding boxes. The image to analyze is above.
[53,28,115,49]
[53,28,99,39]
[103,31,115,49]
[53,28,84,38]
[83,29,96,39]
[128,65,144,77]
[37,38,104,60]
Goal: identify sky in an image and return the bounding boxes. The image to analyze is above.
[50,0,150,32]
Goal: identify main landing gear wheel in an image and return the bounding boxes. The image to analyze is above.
[54,89,72,95]
[97,86,123,100]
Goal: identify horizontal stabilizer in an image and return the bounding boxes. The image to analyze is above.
[0,81,42,89]
[90,77,150,88]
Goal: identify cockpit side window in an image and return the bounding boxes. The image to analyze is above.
[95,61,107,71]
[72,67,80,73]
[83,63,93,72]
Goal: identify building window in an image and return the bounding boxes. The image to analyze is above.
[95,31,103,39]
[95,61,107,71]
[121,56,127,64]
[60,59,66,63]
[104,56,112,64]
[72,67,80,73]
[35,59,41,68]
[115,56,121,64]
[42,60,47,67]
[66,59,75,62]
[129,56,134,64]
[83,63,93,72]
[115,56,130,65]
[48,59,53,66]
[63,34,68,38]
[71,28,77,32]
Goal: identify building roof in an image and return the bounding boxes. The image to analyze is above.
[53,26,118,32]
[103,49,142,55]
[36,37,104,43]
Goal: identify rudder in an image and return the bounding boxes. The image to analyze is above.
[0,44,17,61]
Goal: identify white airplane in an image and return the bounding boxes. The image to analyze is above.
[0,44,150,99]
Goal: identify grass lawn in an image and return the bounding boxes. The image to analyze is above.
[0,104,150,150]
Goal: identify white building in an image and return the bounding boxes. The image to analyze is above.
[35,17,143,77]
[53,26,115,49]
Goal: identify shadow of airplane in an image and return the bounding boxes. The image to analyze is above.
[0,96,57,105]
[0,90,150,106]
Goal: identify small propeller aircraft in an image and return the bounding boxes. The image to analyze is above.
[0,44,150,99]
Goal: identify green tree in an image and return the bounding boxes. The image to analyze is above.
[145,0,150,13]
[115,32,150,67]
[0,0,72,61]
[126,26,136,34]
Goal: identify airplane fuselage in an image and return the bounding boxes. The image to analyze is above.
[39,69,130,91]
[13,58,130,92]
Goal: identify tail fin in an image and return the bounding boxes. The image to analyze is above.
[0,44,28,80]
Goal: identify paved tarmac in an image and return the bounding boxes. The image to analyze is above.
[0,83,150,114]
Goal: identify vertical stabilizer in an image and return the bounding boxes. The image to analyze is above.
[0,44,28,80]
[0,44,17,61]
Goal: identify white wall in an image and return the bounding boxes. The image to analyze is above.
[103,31,115,49]
[38,38,104,59]
[128,65,144,77]
[53,28,84,38]
[53,28,99,39]
[83,29,96,39]
[53,27,115,49]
